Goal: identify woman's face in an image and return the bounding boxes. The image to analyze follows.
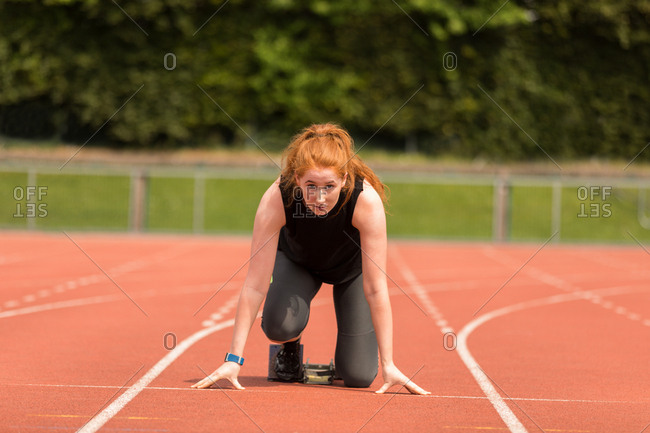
[295,167,347,216]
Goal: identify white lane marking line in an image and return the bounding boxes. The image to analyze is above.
[481,246,650,327]
[0,282,240,321]
[2,241,195,313]
[390,245,528,433]
[77,292,241,433]
[391,246,451,334]
[4,383,642,403]
[4,300,19,308]
[77,318,236,433]
[456,284,650,433]
[22,295,36,303]
[0,294,124,319]
[455,326,528,433]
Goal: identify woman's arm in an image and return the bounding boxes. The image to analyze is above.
[192,178,285,389]
[352,181,430,395]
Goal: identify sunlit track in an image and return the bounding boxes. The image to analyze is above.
[1,233,648,433]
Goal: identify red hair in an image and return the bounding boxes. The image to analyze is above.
[280,123,388,210]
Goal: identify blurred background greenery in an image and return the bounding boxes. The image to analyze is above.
[1,0,649,160]
[1,1,649,242]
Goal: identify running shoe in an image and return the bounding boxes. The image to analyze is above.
[274,340,302,381]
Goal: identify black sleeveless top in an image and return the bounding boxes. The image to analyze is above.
[278,177,364,284]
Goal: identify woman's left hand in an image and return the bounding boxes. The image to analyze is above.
[375,363,431,395]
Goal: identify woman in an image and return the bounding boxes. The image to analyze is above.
[192,123,429,395]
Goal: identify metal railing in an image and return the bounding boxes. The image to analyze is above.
[2,165,648,242]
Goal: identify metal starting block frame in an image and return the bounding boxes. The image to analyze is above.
[267,344,337,384]
[302,359,336,385]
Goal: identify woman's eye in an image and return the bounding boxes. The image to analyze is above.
[307,185,317,190]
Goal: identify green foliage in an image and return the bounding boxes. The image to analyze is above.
[0,0,649,161]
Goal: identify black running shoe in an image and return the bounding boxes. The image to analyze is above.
[274,340,302,382]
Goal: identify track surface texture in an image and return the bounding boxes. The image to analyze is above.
[1,231,648,432]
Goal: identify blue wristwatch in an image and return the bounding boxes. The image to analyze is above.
[224,352,244,365]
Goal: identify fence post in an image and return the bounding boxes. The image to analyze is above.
[551,181,562,241]
[193,172,205,233]
[638,188,650,229]
[129,170,148,232]
[27,169,37,231]
[492,176,511,242]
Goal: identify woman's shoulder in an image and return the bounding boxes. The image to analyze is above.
[256,177,286,219]
[352,178,384,228]
[357,178,381,204]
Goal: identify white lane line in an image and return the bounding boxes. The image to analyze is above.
[481,246,650,327]
[3,300,20,309]
[0,294,124,319]
[1,240,195,313]
[455,325,528,433]
[456,284,650,433]
[77,318,235,433]
[0,283,238,321]
[391,246,454,334]
[391,245,527,432]
[77,291,241,433]
[4,383,642,403]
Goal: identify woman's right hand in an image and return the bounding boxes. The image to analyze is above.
[191,362,244,390]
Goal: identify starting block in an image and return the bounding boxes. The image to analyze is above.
[302,359,336,385]
[267,344,338,384]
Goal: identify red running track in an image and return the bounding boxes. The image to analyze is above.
[1,231,648,432]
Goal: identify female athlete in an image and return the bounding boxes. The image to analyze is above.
[192,123,429,395]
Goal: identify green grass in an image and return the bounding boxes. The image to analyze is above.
[146,177,195,231]
[510,185,554,241]
[386,183,493,239]
[204,178,270,233]
[1,169,649,243]
[35,173,130,230]
[560,186,648,242]
[0,172,29,228]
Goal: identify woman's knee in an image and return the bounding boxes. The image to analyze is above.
[261,313,304,342]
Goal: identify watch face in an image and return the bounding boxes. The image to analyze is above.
[225,353,243,365]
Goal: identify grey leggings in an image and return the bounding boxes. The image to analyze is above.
[261,251,378,388]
